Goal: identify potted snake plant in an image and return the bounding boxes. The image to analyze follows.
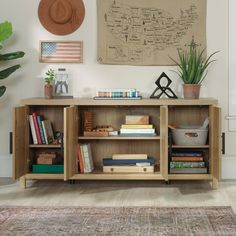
[171,39,218,99]
[0,21,25,97]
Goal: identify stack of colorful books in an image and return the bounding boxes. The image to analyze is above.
[169,151,207,174]
[94,88,141,99]
[119,115,156,136]
[103,154,155,173]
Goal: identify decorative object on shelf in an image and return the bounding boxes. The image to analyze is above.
[83,111,93,132]
[0,21,25,98]
[94,88,141,100]
[170,37,218,99]
[39,41,83,63]
[54,68,73,98]
[83,126,114,137]
[37,152,57,165]
[38,0,85,35]
[150,72,177,99]
[44,68,55,99]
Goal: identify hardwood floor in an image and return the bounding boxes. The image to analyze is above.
[0,178,236,211]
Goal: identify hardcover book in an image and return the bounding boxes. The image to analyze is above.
[103,158,155,166]
[42,120,54,144]
[112,154,148,160]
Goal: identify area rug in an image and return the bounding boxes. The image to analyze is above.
[0,206,235,236]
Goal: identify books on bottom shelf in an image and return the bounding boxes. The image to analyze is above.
[103,165,154,173]
[112,154,148,160]
[77,143,94,173]
[169,168,207,174]
[103,157,155,166]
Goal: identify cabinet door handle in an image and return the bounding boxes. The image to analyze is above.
[221,132,225,154]
[9,132,12,154]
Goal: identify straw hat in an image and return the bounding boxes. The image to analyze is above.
[38,0,85,35]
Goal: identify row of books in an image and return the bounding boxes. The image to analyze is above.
[77,143,94,173]
[103,154,156,173]
[169,151,207,174]
[29,112,54,145]
[95,88,141,99]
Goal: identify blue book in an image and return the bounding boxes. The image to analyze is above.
[103,158,156,166]
[37,115,46,144]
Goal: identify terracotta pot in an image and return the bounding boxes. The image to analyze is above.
[182,84,201,99]
[44,83,53,99]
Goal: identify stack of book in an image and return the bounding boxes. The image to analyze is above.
[119,115,156,136]
[29,112,54,144]
[94,88,141,99]
[103,154,155,173]
[169,151,207,174]
[77,143,94,173]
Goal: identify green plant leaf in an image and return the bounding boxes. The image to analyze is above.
[0,51,25,61]
[0,85,6,97]
[0,21,12,43]
[0,64,21,80]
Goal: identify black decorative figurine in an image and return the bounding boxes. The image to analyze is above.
[150,72,178,99]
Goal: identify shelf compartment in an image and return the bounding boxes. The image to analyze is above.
[78,136,161,140]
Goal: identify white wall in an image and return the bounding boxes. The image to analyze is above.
[0,0,233,178]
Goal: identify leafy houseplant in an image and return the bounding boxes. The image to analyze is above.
[171,39,218,99]
[0,21,25,97]
[44,68,55,99]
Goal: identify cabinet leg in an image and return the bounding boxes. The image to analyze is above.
[211,178,218,190]
[69,180,76,184]
[165,180,171,185]
[19,176,26,189]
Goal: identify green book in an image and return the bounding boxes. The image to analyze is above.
[170,162,205,169]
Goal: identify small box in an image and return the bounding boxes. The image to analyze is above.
[172,126,208,146]
[37,152,57,165]
[125,115,149,125]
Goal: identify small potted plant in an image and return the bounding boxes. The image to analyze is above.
[171,39,218,99]
[44,68,55,99]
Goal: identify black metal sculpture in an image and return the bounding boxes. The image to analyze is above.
[150,72,178,99]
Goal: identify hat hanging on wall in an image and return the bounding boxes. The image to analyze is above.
[38,0,85,35]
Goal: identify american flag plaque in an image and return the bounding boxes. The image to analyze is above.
[39,41,83,63]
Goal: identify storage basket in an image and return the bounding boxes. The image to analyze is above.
[172,126,208,146]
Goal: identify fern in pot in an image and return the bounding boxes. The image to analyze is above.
[171,39,218,99]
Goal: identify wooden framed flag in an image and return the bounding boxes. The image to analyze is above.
[39,41,83,63]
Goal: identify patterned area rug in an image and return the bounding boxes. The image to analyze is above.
[0,206,235,236]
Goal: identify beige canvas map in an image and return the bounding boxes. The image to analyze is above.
[97,0,206,65]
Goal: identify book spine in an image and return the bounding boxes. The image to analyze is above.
[103,165,154,173]
[171,152,203,157]
[29,115,38,144]
[87,144,94,171]
[170,162,205,168]
[32,112,42,144]
[77,144,84,173]
[120,128,155,134]
[112,154,148,159]
[41,121,48,144]
[121,124,153,129]
[103,158,155,166]
[171,157,204,162]
[81,144,91,173]
[169,168,207,174]
[37,115,46,144]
